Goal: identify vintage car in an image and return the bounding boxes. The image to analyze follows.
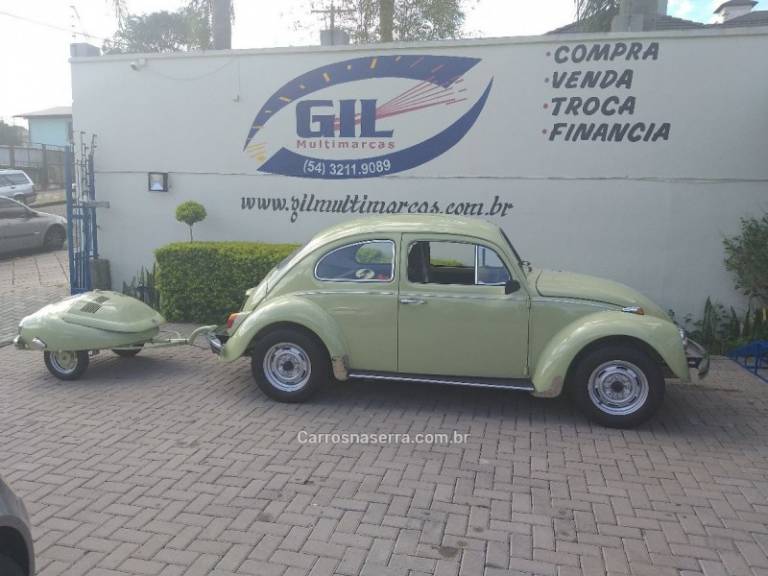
[209,215,708,428]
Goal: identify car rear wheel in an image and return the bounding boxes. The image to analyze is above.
[43,226,66,250]
[44,350,89,381]
[251,328,328,402]
[570,345,665,428]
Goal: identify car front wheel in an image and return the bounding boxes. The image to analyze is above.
[251,328,328,402]
[43,226,66,250]
[570,345,665,428]
[0,554,25,576]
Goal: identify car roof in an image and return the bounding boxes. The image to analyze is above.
[309,215,505,245]
[0,169,29,175]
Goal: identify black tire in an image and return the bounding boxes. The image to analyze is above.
[251,328,329,402]
[43,226,66,250]
[0,554,25,576]
[112,344,143,357]
[44,350,90,381]
[569,345,665,428]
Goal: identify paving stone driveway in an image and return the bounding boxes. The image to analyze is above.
[0,248,69,344]
[1,331,768,576]
[2,251,768,576]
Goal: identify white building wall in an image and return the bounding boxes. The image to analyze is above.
[71,28,768,319]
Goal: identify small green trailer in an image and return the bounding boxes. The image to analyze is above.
[13,290,216,380]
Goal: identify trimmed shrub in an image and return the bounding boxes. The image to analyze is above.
[155,241,298,323]
[175,201,207,241]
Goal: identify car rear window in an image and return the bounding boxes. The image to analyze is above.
[315,240,394,282]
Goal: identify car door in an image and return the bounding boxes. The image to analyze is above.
[397,234,530,379]
[305,237,398,372]
[0,175,13,199]
[0,198,33,253]
[6,173,33,201]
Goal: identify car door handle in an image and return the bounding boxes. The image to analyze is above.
[400,297,426,305]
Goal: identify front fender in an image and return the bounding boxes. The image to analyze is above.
[219,295,349,372]
[531,311,689,398]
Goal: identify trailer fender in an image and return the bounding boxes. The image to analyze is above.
[218,295,349,378]
[531,311,689,398]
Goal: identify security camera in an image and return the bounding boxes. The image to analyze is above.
[130,58,147,71]
[130,61,140,71]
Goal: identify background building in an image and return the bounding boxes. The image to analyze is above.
[14,106,72,147]
[69,25,768,320]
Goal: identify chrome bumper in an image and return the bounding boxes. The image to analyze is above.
[13,335,46,351]
[685,339,710,379]
[207,334,223,355]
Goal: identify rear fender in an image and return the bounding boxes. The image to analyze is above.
[219,295,349,377]
[531,311,689,398]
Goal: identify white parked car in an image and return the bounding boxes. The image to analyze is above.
[0,197,67,254]
[0,170,36,205]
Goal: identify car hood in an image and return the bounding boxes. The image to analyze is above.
[533,269,668,319]
[34,210,66,223]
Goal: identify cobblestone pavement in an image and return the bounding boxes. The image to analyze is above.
[1,328,767,576]
[0,249,69,343]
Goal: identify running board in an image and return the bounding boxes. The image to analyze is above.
[347,371,535,391]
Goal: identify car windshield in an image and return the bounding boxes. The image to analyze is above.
[500,228,527,274]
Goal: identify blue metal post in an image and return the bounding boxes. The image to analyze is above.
[64,147,77,295]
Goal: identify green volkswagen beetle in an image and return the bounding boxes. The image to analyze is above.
[209,215,708,428]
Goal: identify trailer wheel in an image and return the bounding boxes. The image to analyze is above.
[44,350,89,381]
[251,328,328,403]
[112,344,143,358]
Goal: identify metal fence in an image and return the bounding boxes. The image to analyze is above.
[0,143,68,188]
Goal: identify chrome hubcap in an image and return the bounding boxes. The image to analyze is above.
[588,360,649,416]
[50,351,78,374]
[263,343,311,392]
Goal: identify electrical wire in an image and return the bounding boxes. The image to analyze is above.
[0,9,106,41]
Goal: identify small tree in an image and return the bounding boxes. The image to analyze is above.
[723,213,768,306]
[175,201,207,242]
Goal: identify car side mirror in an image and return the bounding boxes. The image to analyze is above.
[504,279,521,294]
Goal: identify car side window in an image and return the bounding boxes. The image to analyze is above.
[0,198,26,219]
[315,240,394,282]
[407,241,511,286]
[477,246,512,285]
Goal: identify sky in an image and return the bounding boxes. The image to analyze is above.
[0,0,758,124]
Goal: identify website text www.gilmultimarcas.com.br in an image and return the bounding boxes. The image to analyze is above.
[241,193,514,224]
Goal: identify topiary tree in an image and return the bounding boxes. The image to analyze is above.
[175,200,207,242]
[723,212,768,306]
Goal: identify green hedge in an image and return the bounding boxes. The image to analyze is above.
[155,242,298,323]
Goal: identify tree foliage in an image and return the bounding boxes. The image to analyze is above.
[103,0,212,54]
[335,0,468,43]
[175,201,207,242]
[0,121,24,146]
[573,0,618,32]
[724,213,768,305]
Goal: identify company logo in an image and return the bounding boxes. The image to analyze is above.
[243,55,493,179]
